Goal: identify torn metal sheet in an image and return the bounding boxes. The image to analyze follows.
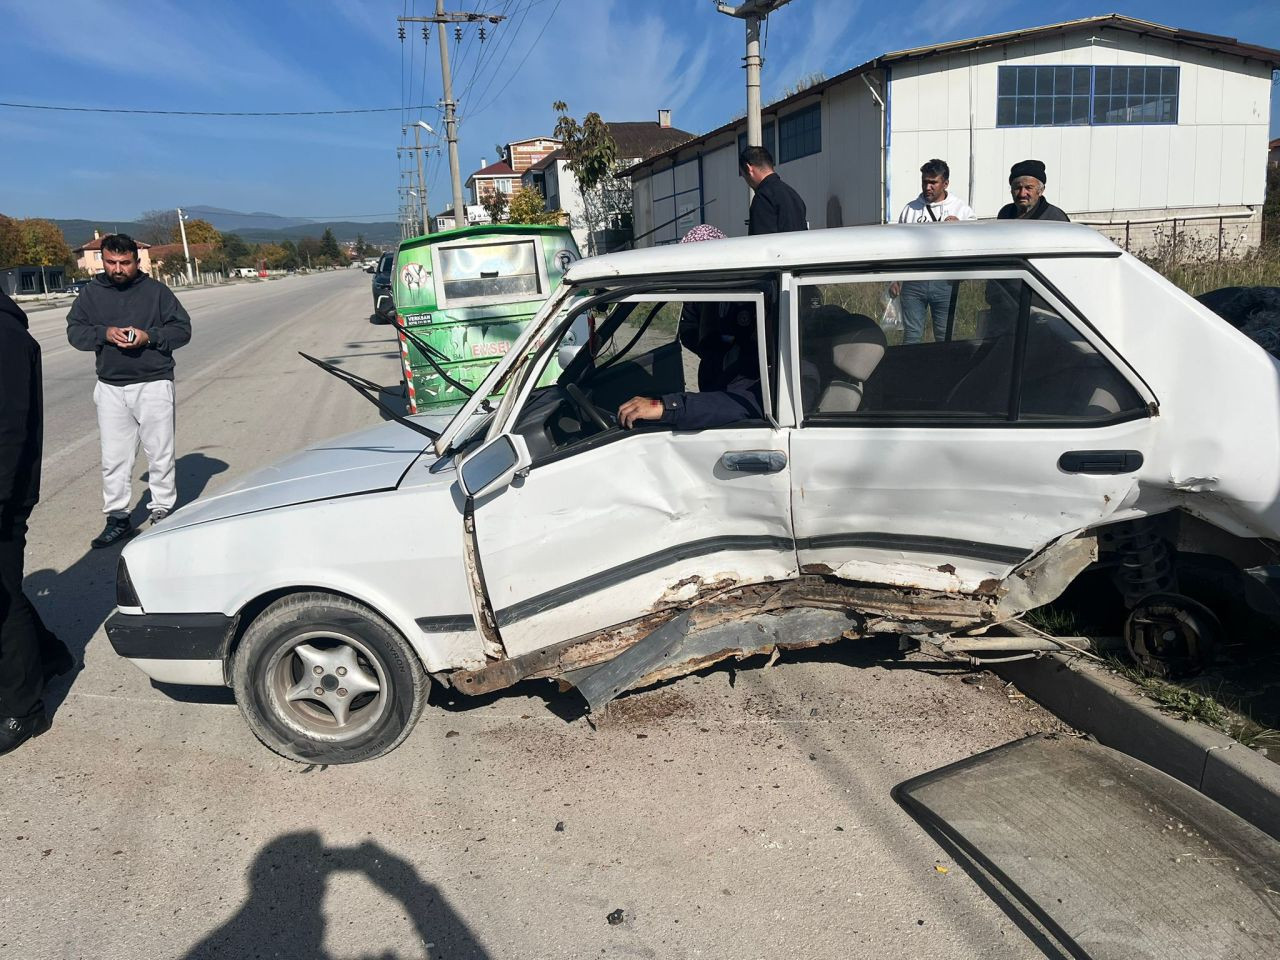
[565,607,859,713]
[897,734,1280,960]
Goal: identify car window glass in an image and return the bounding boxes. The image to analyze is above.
[799,278,1013,419]
[511,297,763,463]
[1019,291,1145,421]
[797,277,1144,424]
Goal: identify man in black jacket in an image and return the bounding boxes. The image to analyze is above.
[740,146,807,235]
[997,160,1070,222]
[1,291,74,755]
[67,234,192,548]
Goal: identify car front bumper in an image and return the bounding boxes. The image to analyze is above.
[106,611,235,686]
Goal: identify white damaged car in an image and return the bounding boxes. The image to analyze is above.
[107,223,1280,763]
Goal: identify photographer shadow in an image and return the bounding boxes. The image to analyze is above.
[183,831,489,960]
[28,451,229,717]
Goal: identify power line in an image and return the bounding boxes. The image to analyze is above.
[0,100,442,118]
[468,0,562,119]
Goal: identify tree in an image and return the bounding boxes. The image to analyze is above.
[297,236,323,268]
[256,243,289,269]
[279,239,301,270]
[318,228,340,264]
[552,100,625,254]
[138,209,178,245]
[19,219,72,267]
[174,218,221,246]
[0,214,22,269]
[221,232,252,267]
[507,186,562,226]
[481,188,509,224]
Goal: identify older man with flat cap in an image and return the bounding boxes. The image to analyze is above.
[997,160,1070,221]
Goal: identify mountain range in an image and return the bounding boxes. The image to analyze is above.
[53,206,401,248]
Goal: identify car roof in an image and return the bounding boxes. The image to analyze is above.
[564,221,1117,285]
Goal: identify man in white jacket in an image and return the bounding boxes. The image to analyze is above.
[894,159,975,343]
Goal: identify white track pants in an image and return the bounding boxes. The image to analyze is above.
[93,380,177,517]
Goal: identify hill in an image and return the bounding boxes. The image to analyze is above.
[52,214,401,249]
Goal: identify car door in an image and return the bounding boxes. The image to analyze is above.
[466,291,798,659]
[786,266,1158,594]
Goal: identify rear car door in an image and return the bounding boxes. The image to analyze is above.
[786,266,1158,593]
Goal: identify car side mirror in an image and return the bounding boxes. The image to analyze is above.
[457,434,531,500]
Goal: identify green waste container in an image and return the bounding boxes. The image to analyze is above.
[392,224,581,412]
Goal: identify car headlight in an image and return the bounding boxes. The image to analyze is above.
[116,555,140,608]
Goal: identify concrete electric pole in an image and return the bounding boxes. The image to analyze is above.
[715,0,795,150]
[399,6,506,230]
[175,207,195,284]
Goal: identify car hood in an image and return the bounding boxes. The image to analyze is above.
[155,415,458,532]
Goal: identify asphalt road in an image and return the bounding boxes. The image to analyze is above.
[4,271,1071,959]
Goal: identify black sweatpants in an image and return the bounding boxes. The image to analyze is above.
[0,514,65,718]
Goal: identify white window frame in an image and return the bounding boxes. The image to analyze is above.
[785,266,1156,426]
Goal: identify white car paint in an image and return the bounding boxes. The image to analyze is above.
[108,222,1280,730]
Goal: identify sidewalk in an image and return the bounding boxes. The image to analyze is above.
[996,653,1280,841]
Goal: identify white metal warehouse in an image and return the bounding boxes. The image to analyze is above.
[626,15,1279,256]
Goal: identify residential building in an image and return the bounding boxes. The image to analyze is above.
[466,160,518,213]
[504,136,561,174]
[0,264,66,296]
[521,111,693,253]
[626,15,1280,258]
[73,230,154,274]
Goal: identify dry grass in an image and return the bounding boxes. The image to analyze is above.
[1147,245,1280,298]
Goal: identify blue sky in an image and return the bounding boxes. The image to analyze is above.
[1,0,1277,223]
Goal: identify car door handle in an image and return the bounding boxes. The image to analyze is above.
[721,450,787,473]
[1058,450,1144,474]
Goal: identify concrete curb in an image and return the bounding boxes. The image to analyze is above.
[994,653,1280,842]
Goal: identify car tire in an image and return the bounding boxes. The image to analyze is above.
[232,593,427,764]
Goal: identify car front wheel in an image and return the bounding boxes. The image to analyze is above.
[232,593,427,764]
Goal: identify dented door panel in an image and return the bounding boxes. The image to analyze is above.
[470,427,797,658]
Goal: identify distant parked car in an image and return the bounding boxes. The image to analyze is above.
[65,279,92,295]
[371,252,395,323]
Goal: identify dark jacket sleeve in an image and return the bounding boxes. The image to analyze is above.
[0,324,35,511]
[1042,203,1071,222]
[66,291,106,351]
[150,286,192,352]
[658,376,764,430]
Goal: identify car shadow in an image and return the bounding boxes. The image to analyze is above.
[27,451,230,719]
[181,831,490,960]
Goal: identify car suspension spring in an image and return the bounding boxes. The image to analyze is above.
[1103,517,1178,606]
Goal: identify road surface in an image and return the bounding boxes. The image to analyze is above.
[4,271,1071,959]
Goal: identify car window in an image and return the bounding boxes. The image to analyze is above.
[796,275,1145,424]
[510,296,766,463]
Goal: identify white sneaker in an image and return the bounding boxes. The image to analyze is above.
[148,508,170,526]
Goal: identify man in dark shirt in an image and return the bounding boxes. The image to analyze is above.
[740,146,807,235]
[1,292,73,755]
[67,234,192,548]
[997,160,1070,222]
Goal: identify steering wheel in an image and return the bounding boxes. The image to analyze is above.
[564,383,614,431]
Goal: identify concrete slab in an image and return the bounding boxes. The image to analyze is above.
[897,733,1280,960]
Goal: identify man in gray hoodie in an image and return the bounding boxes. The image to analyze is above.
[67,234,192,548]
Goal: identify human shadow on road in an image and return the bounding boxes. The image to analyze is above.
[26,451,229,717]
[183,830,490,960]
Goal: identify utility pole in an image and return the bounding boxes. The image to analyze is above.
[175,207,195,284]
[715,1,795,150]
[400,120,435,236]
[399,6,505,230]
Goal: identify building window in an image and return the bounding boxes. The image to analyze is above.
[737,121,777,162]
[1092,66,1179,124]
[996,65,1178,127]
[777,104,821,163]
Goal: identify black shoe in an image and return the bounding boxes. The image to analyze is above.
[0,709,50,757]
[91,516,133,549]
